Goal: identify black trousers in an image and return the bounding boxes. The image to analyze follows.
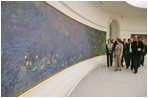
[126,53,133,69]
[133,55,141,72]
[107,53,113,67]
[140,54,145,66]
[121,54,127,66]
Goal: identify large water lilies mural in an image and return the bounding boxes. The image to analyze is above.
[1,1,106,97]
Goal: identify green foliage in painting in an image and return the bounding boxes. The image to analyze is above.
[1,1,106,97]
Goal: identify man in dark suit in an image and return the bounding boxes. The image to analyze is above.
[140,39,147,66]
[131,35,144,74]
[125,38,133,69]
[113,40,117,52]
[121,38,128,67]
[111,39,115,43]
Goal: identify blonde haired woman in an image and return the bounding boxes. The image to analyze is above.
[114,38,123,71]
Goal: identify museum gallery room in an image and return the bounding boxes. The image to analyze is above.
[1,1,147,97]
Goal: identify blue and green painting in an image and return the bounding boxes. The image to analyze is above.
[1,1,106,97]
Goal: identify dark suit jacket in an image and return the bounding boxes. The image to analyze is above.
[142,44,147,55]
[112,41,117,52]
[131,41,144,57]
[121,41,128,45]
[125,43,132,55]
[121,41,128,55]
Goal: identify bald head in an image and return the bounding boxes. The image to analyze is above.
[134,35,138,42]
[131,38,133,43]
[129,38,133,43]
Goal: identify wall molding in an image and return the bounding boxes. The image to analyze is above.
[121,30,147,32]
[59,1,107,29]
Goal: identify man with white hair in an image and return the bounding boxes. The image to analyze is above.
[126,38,133,70]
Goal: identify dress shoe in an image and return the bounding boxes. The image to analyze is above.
[119,70,122,71]
[114,69,118,71]
[131,68,133,70]
[134,71,137,74]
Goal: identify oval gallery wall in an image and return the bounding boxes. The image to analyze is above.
[1,1,106,97]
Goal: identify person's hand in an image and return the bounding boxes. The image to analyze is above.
[137,48,141,51]
[109,52,111,53]
[119,55,121,59]
[114,55,115,58]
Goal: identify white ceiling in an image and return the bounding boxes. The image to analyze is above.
[53,1,147,32]
[95,1,147,18]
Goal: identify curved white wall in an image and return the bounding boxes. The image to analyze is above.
[46,1,147,40]
[120,31,147,40]
[120,16,147,32]
[46,1,120,39]
[19,2,146,96]
[47,1,109,31]
[19,56,106,97]
[110,19,120,39]
[120,16,147,40]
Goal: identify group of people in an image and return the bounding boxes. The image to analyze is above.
[106,35,147,74]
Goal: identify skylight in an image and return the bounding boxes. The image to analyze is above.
[126,1,147,9]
